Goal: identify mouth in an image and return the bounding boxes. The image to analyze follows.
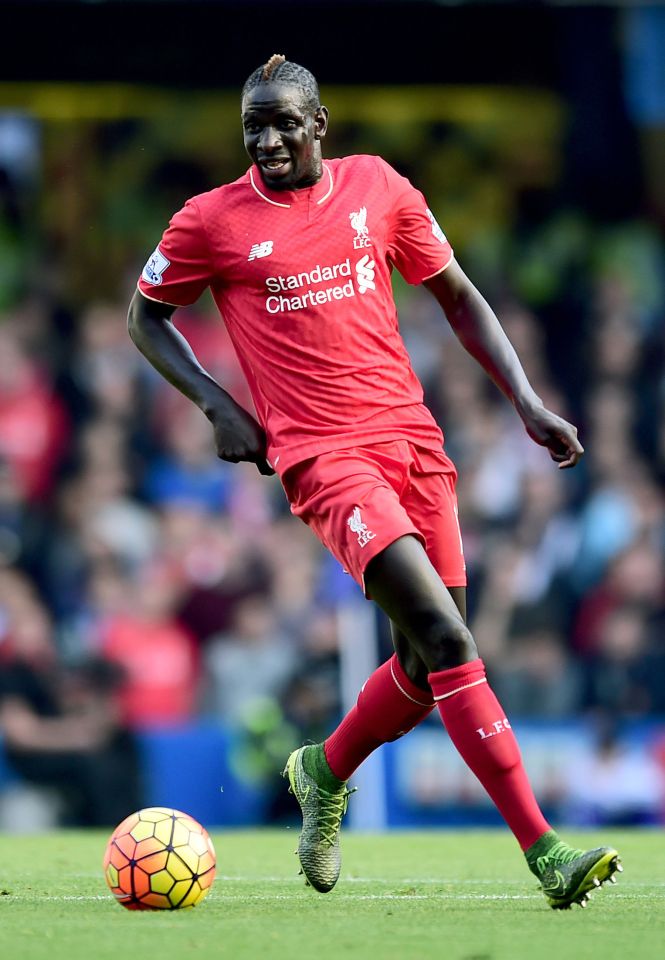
[258,157,292,176]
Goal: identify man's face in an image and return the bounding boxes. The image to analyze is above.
[242,83,328,191]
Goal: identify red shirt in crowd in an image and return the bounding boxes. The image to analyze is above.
[138,155,453,475]
[101,616,198,729]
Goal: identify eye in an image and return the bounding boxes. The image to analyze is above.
[243,122,260,134]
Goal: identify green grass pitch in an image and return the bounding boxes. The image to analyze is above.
[0,829,662,960]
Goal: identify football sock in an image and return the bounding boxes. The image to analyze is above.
[302,743,346,793]
[428,658,551,851]
[524,829,562,867]
[323,654,435,781]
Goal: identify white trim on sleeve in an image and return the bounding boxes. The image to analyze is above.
[421,248,455,282]
[136,284,184,308]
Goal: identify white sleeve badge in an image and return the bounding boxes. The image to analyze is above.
[426,209,447,245]
[142,247,171,285]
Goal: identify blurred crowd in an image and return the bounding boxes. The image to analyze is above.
[0,296,350,823]
[0,106,664,828]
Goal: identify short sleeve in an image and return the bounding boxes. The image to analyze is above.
[137,198,213,306]
[380,159,454,285]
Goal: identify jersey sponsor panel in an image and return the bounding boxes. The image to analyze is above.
[264,258,351,292]
[266,281,355,315]
[263,255,375,313]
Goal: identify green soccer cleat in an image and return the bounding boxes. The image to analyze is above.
[527,833,622,910]
[283,745,355,893]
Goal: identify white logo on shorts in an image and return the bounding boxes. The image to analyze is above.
[347,506,376,548]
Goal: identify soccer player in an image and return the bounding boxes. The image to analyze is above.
[128,55,621,909]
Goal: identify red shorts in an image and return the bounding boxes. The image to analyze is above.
[282,440,466,594]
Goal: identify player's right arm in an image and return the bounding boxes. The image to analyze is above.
[129,197,273,476]
[128,292,273,475]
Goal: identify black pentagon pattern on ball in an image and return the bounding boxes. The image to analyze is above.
[103,807,216,910]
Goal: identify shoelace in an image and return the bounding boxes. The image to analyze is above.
[535,840,585,875]
[317,786,357,846]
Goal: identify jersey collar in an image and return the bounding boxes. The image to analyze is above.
[249,162,334,209]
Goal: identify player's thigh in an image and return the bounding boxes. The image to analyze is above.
[447,586,467,622]
[365,534,470,648]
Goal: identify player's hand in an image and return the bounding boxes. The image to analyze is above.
[519,403,584,469]
[206,399,275,476]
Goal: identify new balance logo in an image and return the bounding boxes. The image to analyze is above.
[248,241,274,261]
[347,506,376,548]
[349,207,372,249]
[355,254,375,295]
[476,718,512,739]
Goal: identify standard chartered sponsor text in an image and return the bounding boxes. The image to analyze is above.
[265,258,356,314]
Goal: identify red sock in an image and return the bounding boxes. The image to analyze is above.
[428,658,550,850]
[324,654,434,780]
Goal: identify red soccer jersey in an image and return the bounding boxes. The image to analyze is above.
[138,154,453,475]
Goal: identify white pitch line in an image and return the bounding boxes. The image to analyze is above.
[217,876,664,889]
[1,892,661,904]
[212,894,541,902]
[209,893,663,903]
[215,875,521,885]
[0,894,542,903]
[11,874,663,890]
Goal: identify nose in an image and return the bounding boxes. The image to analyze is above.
[258,126,282,154]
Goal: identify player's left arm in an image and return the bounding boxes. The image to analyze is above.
[424,258,584,469]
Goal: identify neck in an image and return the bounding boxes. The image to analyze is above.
[294,163,323,189]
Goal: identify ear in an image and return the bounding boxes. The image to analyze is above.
[314,105,329,141]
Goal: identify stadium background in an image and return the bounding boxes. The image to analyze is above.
[0,0,663,832]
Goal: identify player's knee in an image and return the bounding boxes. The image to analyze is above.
[418,615,478,670]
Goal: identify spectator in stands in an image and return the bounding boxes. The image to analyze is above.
[97,561,199,729]
[0,325,68,502]
[562,717,665,826]
[0,568,141,825]
[490,628,584,718]
[143,402,234,513]
[204,595,297,726]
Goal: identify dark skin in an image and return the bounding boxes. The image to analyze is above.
[241,83,329,191]
[128,81,584,687]
[128,295,274,476]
